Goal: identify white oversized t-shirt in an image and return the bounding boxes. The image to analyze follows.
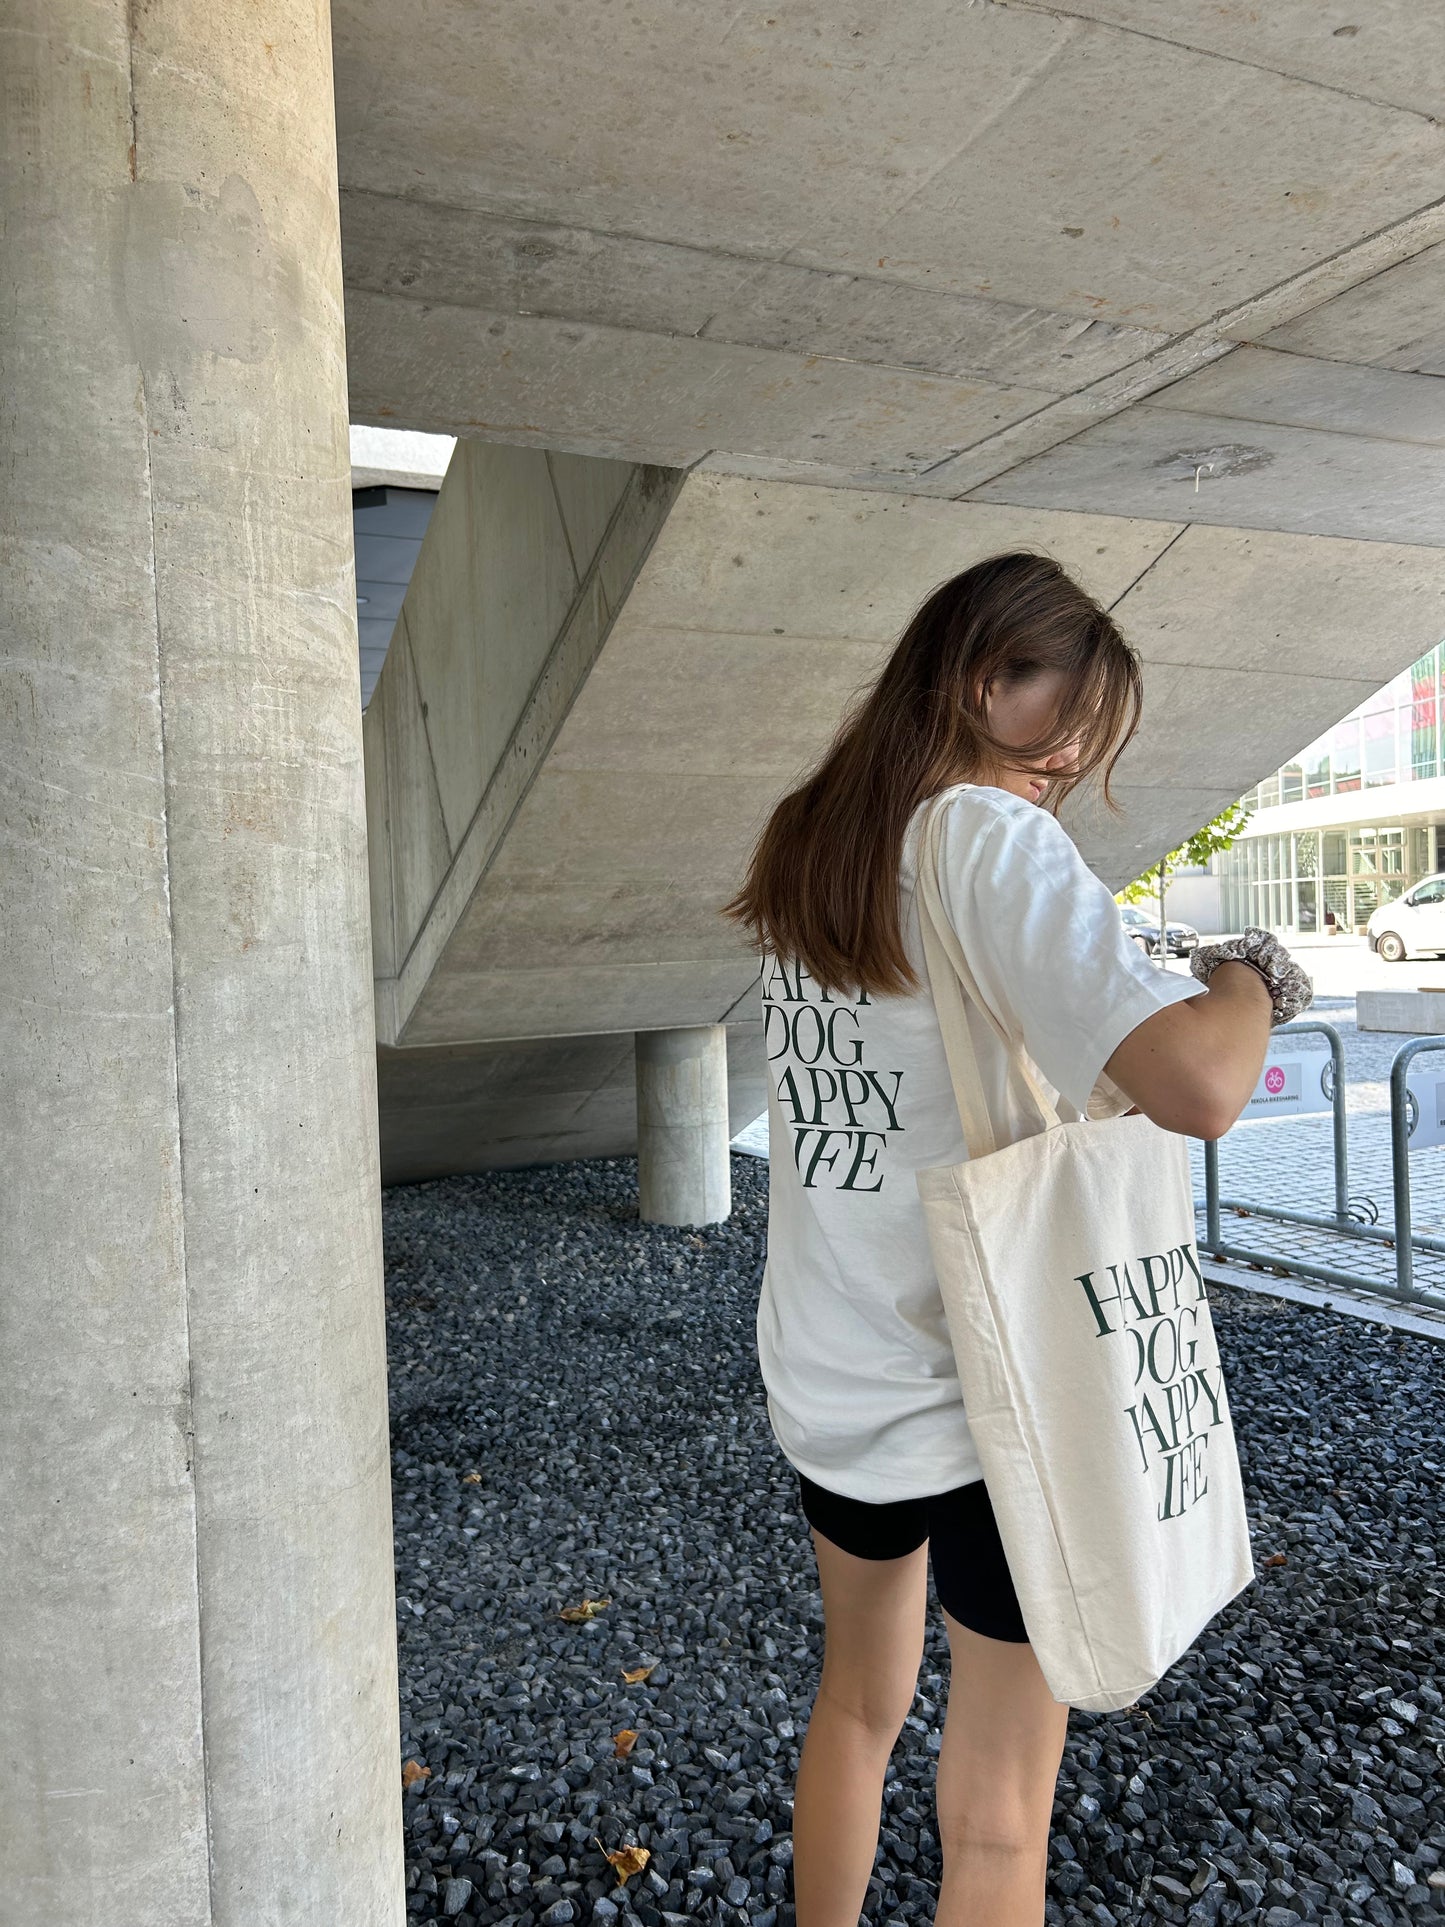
[754,781,1206,1504]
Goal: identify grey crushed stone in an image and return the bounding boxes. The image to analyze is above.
[386,1153,1444,1926]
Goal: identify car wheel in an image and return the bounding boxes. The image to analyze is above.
[1377,930,1408,963]
[1130,935,1152,955]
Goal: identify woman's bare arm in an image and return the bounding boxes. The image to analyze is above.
[1103,962,1274,1141]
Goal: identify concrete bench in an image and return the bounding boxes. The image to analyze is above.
[1356,988,1445,1033]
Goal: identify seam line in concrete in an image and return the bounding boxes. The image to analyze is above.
[399,607,455,861]
[1135,381,1445,454]
[995,0,1445,124]
[542,450,584,586]
[1104,523,1191,614]
[345,278,1060,406]
[1135,660,1405,685]
[126,11,217,1916]
[942,200,1445,496]
[565,1036,639,1123]
[717,972,764,1023]
[839,25,1082,230]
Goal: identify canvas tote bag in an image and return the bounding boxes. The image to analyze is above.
[912,792,1256,1712]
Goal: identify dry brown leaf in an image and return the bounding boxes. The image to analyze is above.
[621,1665,654,1684]
[462,1471,482,1483]
[595,1840,651,1885]
[613,1728,640,1758]
[1264,1552,1288,1567]
[559,1595,612,1622]
[401,1759,431,1788]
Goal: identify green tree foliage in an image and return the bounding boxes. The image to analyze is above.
[1116,801,1252,912]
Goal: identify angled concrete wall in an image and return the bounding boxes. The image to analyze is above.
[364,439,684,1043]
[369,460,1445,1182]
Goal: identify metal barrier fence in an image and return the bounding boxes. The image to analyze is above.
[1198,1021,1445,1313]
[1389,1038,1445,1305]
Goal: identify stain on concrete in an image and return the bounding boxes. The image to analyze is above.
[120,173,303,368]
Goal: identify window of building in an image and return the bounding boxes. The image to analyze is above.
[1363,709,1399,787]
[1332,717,1362,791]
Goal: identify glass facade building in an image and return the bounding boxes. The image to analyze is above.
[1218,639,1445,936]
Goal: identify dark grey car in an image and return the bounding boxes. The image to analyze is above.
[1118,902,1200,958]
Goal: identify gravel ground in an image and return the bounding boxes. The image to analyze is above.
[385,1154,1445,1927]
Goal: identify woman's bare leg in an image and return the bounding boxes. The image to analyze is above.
[932,1608,1070,1927]
[791,1526,929,1927]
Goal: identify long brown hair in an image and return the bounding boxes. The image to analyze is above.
[720,551,1143,999]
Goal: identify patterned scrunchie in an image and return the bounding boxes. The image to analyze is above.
[1189,926,1314,1028]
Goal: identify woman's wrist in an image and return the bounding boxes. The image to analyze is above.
[1211,957,1275,1006]
[1189,928,1313,1027]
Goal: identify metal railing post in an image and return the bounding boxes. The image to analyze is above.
[1204,1134,1221,1249]
[1197,1021,1444,1312]
[1387,1036,1445,1307]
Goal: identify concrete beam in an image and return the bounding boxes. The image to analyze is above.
[364,441,685,1043]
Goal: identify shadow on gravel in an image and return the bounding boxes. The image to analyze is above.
[383,1154,1444,1927]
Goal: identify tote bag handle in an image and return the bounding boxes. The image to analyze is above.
[914,791,1061,1160]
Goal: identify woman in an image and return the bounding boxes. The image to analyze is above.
[721,552,1302,1927]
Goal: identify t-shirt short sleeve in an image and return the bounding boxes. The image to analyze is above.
[933,788,1206,1116]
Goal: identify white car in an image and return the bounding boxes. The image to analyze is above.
[1367,874,1445,962]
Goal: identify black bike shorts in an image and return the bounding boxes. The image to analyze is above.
[796,1470,1029,1644]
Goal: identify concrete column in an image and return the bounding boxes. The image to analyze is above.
[635,1026,733,1225]
[1,5,403,1924]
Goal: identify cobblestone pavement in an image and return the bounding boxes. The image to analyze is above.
[1192,994,1445,1308]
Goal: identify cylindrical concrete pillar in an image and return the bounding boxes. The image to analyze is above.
[636,1026,733,1225]
[1,5,403,1923]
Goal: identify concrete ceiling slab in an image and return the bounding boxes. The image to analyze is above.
[1092,522,1445,679]
[337,1,1445,523]
[1148,345,1445,448]
[1059,519,1445,868]
[967,405,1445,546]
[778,31,1442,334]
[334,4,1443,331]
[1122,657,1383,794]
[618,475,1183,640]
[1030,1,1445,119]
[339,187,1169,394]
[333,4,1077,265]
[1257,242,1445,375]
